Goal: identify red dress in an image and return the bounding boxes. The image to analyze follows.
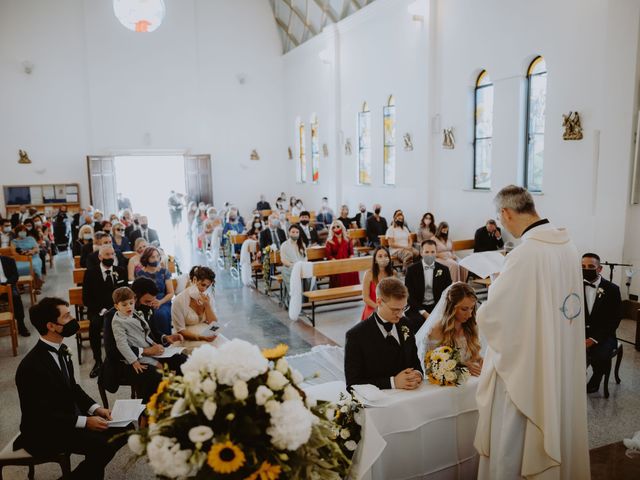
[325,238,360,288]
[361,280,377,320]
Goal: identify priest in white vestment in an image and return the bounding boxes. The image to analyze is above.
[474,185,590,480]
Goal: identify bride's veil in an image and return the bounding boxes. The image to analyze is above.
[415,284,454,364]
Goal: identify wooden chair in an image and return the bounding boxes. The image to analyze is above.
[122,251,136,259]
[0,285,18,357]
[72,268,86,285]
[0,434,71,480]
[0,248,11,257]
[68,287,89,364]
[73,255,81,268]
[13,255,37,306]
[98,379,137,410]
[307,246,326,262]
[603,341,624,399]
[259,209,272,218]
[168,256,177,274]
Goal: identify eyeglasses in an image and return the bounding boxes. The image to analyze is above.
[115,229,124,232]
[381,300,408,314]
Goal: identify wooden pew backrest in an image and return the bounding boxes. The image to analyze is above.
[311,256,371,277]
[453,239,475,251]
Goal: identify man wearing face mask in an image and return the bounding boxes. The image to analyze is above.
[259,213,287,250]
[353,203,373,230]
[83,245,128,378]
[0,253,29,336]
[10,205,29,228]
[296,211,319,246]
[404,240,452,333]
[1,219,13,247]
[15,297,128,479]
[366,204,388,247]
[129,215,160,246]
[581,253,622,394]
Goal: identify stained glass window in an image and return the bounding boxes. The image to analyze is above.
[525,56,547,192]
[297,121,307,183]
[473,71,494,190]
[357,102,372,185]
[113,0,166,33]
[311,116,320,184]
[383,95,396,185]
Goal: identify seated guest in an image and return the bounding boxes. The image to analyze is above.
[1,218,14,247]
[111,287,184,402]
[124,212,141,239]
[325,220,359,288]
[361,246,396,320]
[259,213,287,250]
[353,203,372,230]
[404,240,452,333]
[85,232,126,271]
[247,214,263,239]
[11,224,44,290]
[15,297,127,479]
[366,204,388,247]
[120,209,133,228]
[26,218,48,277]
[256,194,271,211]
[280,224,307,300]
[473,219,504,252]
[337,205,353,230]
[386,209,419,272]
[171,266,219,348]
[128,238,149,281]
[297,210,319,246]
[0,254,29,336]
[291,198,305,217]
[10,205,29,228]
[344,277,423,390]
[198,219,216,252]
[316,197,334,228]
[80,231,106,268]
[134,246,174,336]
[101,220,113,234]
[434,222,467,282]
[582,253,623,394]
[111,221,131,254]
[92,210,105,232]
[417,212,436,243]
[73,224,94,257]
[82,245,128,378]
[129,216,160,246]
[221,210,245,251]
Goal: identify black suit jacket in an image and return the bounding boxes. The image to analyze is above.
[584,278,622,344]
[259,228,287,250]
[0,255,19,285]
[344,314,423,390]
[15,341,96,455]
[85,250,127,271]
[82,265,128,314]
[256,201,271,211]
[297,224,319,246]
[124,224,138,240]
[473,226,504,252]
[366,215,388,245]
[130,227,160,246]
[405,261,452,317]
[353,211,373,229]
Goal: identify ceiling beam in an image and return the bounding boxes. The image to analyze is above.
[282,0,317,36]
[275,17,299,47]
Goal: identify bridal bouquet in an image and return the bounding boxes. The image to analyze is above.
[128,340,360,479]
[424,346,470,387]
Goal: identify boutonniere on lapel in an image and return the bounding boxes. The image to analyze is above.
[112,271,119,280]
[400,325,410,341]
[597,287,604,299]
[435,269,443,278]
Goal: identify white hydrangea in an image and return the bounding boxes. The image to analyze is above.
[181,345,219,377]
[188,426,214,444]
[264,399,280,415]
[256,385,274,406]
[201,378,217,396]
[147,435,196,478]
[267,370,289,391]
[267,399,315,451]
[214,339,269,385]
[203,399,217,421]
[283,385,301,402]
[128,434,145,455]
[275,358,289,374]
[233,380,249,401]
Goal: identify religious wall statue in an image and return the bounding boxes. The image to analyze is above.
[250,149,260,161]
[345,138,353,156]
[403,133,414,152]
[443,128,455,149]
[18,149,31,164]
[562,111,583,140]
[287,147,293,160]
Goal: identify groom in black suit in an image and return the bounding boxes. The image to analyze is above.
[582,253,623,393]
[14,297,127,479]
[405,240,452,333]
[345,277,423,391]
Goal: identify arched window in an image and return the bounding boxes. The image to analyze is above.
[357,102,372,185]
[524,56,547,192]
[473,71,494,190]
[113,0,166,33]
[297,120,307,183]
[310,115,320,184]
[383,95,396,185]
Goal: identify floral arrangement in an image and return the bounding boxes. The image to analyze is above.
[128,340,361,479]
[424,346,470,387]
[262,245,271,294]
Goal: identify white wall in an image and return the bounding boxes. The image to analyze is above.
[0,0,286,217]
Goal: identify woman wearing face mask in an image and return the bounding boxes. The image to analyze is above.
[111,222,131,255]
[434,221,467,282]
[11,224,44,290]
[128,238,149,281]
[171,266,221,348]
[221,209,245,253]
[134,246,174,336]
[73,224,94,256]
[417,212,437,243]
[280,225,307,301]
[92,210,104,232]
[386,210,420,273]
[361,246,396,320]
[325,220,360,288]
[29,215,50,276]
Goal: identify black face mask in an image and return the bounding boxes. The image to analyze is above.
[102,258,115,268]
[133,219,140,225]
[374,208,381,215]
[300,220,309,226]
[395,220,404,227]
[56,320,80,337]
[582,269,598,282]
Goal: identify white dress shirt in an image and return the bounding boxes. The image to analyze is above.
[422,260,435,306]
[375,312,400,388]
[39,337,99,428]
[0,259,7,284]
[584,275,601,343]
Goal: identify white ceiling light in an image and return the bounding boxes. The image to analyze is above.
[113,0,166,33]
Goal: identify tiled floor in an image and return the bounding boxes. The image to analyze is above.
[1,250,640,478]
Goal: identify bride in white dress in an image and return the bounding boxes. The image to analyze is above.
[416,282,483,376]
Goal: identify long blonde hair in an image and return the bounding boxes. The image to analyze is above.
[326,219,349,243]
[440,283,481,360]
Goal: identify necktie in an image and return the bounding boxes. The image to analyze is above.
[105,269,114,288]
[376,316,398,347]
[272,230,280,248]
[584,282,596,288]
[424,264,434,271]
[143,229,148,241]
[43,342,71,387]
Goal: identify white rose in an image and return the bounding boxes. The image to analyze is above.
[171,398,187,418]
[267,370,289,391]
[255,385,274,406]
[444,371,457,382]
[283,385,301,402]
[201,378,217,396]
[188,426,214,444]
[344,440,358,451]
[445,360,457,371]
[291,369,304,385]
[340,429,351,439]
[128,434,145,455]
[203,399,217,421]
[275,358,289,374]
[233,380,249,401]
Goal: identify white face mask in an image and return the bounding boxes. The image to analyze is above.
[189,284,209,300]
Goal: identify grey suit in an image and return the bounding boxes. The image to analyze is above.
[111,311,155,365]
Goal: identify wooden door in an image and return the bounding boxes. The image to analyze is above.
[184,154,213,204]
[87,156,118,214]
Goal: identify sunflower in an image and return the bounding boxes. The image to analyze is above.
[244,461,282,480]
[440,346,453,354]
[262,344,289,360]
[147,393,158,413]
[156,379,170,395]
[208,441,246,474]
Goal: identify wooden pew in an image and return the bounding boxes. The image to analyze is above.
[348,228,373,256]
[303,256,372,327]
[122,251,136,259]
[73,268,86,285]
[68,286,90,364]
[452,239,475,252]
[74,256,81,269]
